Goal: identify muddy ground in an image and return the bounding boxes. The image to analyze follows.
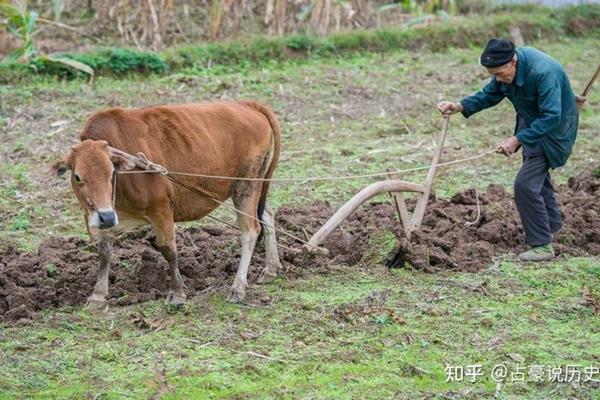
[1,169,598,323]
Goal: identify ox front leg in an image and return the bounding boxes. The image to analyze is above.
[150,212,186,307]
[87,233,113,311]
[257,204,283,284]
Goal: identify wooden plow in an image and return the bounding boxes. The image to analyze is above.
[306,116,451,250]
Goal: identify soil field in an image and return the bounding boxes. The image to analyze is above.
[2,168,597,324]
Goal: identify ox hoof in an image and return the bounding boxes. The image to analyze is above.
[257,267,278,284]
[227,285,246,303]
[165,291,186,307]
[86,295,108,312]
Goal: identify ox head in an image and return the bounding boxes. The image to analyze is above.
[53,139,135,233]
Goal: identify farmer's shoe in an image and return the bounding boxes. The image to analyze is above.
[518,244,555,262]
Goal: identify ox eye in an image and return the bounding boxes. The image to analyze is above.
[74,174,83,184]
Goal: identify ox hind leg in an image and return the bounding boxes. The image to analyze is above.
[257,204,283,284]
[228,179,263,303]
[148,209,186,306]
[87,233,113,311]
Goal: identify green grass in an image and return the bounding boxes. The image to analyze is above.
[0,22,599,399]
[9,212,30,231]
[0,258,598,398]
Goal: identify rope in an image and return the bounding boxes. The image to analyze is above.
[117,149,498,183]
[135,152,168,174]
[203,213,298,254]
[158,174,321,250]
[465,150,484,226]
[113,147,498,251]
[465,187,482,226]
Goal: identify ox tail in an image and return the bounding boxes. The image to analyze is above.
[240,101,281,230]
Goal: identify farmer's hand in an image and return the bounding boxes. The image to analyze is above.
[436,101,463,117]
[496,136,521,156]
[576,94,587,110]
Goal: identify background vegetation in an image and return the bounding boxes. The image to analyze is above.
[1,1,598,80]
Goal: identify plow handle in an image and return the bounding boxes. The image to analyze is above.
[581,64,600,98]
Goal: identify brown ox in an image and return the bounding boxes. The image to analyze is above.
[54,101,283,308]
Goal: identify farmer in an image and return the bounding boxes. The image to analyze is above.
[437,38,586,262]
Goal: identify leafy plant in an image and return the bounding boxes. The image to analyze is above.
[379,0,457,16]
[46,263,57,277]
[0,1,38,63]
[10,212,30,231]
[286,34,316,51]
[559,4,600,36]
[53,0,62,22]
[69,48,168,75]
[371,313,394,325]
[0,0,93,77]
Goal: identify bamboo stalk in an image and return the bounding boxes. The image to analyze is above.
[274,0,287,36]
[210,0,224,39]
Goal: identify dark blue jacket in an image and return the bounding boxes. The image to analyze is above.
[460,47,579,169]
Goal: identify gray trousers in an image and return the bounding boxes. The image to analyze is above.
[514,143,563,246]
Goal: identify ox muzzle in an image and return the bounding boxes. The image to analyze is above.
[86,169,120,230]
[89,208,119,230]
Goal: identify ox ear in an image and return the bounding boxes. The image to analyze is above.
[110,154,136,171]
[50,154,71,178]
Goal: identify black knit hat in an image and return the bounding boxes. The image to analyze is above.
[480,38,515,68]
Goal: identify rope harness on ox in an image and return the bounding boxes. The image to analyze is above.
[110,147,321,251]
[83,170,119,212]
[109,146,498,251]
[115,149,498,182]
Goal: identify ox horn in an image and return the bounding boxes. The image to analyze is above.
[108,146,138,171]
